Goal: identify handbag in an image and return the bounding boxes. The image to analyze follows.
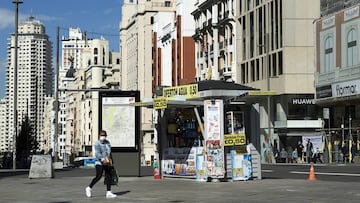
[104,166,118,186]
[109,166,119,185]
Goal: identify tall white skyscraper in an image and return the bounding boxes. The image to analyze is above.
[5,16,53,152]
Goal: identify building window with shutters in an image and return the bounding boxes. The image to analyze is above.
[347,28,357,67]
[324,36,334,73]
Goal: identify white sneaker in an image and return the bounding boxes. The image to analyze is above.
[85,186,92,198]
[106,191,117,198]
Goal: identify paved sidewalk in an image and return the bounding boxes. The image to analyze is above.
[0,171,360,203]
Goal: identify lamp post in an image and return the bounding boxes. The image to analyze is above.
[265,33,272,162]
[12,0,23,170]
[54,26,60,161]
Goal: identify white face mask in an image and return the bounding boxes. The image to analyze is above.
[100,136,106,141]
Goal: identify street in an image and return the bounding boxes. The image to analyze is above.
[0,165,360,203]
[262,163,360,182]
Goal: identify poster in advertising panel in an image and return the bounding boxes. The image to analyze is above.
[196,147,207,182]
[206,140,225,178]
[231,149,252,181]
[204,100,225,178]
[204,100,222,140]
[101,96,136,148]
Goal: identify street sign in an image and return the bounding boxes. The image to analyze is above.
[224,133,246,146]
[153,98,167,109]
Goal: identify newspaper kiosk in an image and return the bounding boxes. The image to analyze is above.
[135,80,259,181]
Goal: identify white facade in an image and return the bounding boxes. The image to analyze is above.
[120,0,176,166]
[58,30,121,161]
[153,12,176,86]
[193,0,237,81]
[5,16,53,152]
[43,96,55,154]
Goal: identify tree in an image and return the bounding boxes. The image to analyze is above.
[16,115,38,168]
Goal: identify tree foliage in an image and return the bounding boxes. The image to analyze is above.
[16,115,38,168]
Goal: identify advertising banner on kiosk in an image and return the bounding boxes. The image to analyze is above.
[196,147,207,182]
[204,100,225,179]
[231,148,252,181]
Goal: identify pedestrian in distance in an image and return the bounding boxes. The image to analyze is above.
[292,148,298,163]
[296,141,304,163]
[279,148,288,163]
[342,142,349,163]
[312,147,322,164]
[351,143,357,163]
[85,130,117,198]
[306,139,313,163]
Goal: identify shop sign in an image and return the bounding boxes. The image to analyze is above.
[163,84,198,99]
[316,85,332,99]
[248,90,276,96]
[291,98,315,105]
[224,133,246,146]
[153,98,167,109]
[331,79,360,98]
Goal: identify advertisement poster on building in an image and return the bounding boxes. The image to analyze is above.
[231,148,252,181]
[302,136,323,152]
[196,147,207,182]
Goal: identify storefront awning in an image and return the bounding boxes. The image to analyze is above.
[133,99,203,109]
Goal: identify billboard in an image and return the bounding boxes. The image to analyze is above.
[99,91,140,151]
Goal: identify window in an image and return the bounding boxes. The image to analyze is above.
[94,48,98,55]
[324,36,334,73]
[347,29,357,67]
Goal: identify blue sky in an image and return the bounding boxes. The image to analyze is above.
[0,0,123,98]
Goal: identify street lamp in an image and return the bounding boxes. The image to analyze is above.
[265,33,272,163]
[12,0,23,170]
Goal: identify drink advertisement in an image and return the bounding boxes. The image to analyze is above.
[231,148,252,181]
[196,147,207,182]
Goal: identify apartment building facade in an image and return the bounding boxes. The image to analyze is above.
[315,2,360,161]
[120,0,176,166]
[192,0,236,81]
[56,28,121,162]
[192,0,322,163]
[0,99,8,153]
[5,16,53,152]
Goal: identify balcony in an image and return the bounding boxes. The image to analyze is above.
[220,66,232,77]
[219,41,224,49]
